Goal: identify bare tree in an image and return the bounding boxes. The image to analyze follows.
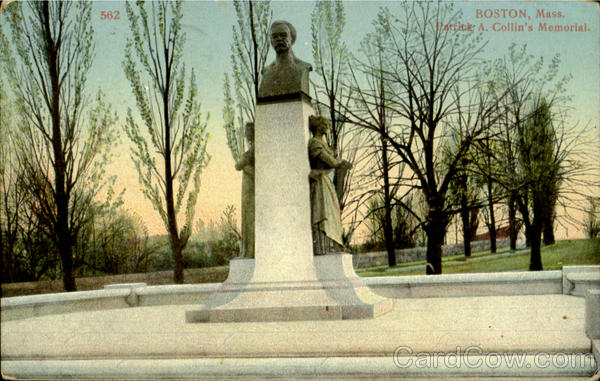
[344,26,407,266]
[0,67,23,283]
[347,3,497,274]
[1,1,118,291]
[446,151,484,258]
[123,0,210,283]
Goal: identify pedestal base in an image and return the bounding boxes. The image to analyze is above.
[316,254,393,319]
[186,254,392,323]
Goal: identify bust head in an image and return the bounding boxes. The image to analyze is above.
[309,115,329,136]
[270,21,296,54]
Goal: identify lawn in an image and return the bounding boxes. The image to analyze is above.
[2,239,598,297]
[1,266,229,298]
[356,238,600,277]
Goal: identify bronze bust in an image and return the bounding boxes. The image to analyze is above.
[258,21,312,100]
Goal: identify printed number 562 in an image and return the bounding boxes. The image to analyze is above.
[100,11,120,20]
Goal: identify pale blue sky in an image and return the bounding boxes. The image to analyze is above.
[5,0,599,239]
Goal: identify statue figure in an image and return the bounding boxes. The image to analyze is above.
[258,21,312,99]
[235,122,255,258]
[308,116,352,255]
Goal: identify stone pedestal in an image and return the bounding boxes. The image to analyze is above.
[186,253,392,322]
[253,96,316,283]
[186,95,392,323]
[315,254,393,319]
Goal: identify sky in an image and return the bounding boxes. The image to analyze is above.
[2,0,599,241]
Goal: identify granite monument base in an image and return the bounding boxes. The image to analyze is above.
[185,254,392,323]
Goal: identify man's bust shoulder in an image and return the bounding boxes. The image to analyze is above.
[294,58,312,72]
[261,62,275,75]
[261,58,312,74]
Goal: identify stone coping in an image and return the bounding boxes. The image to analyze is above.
[1,267,598,321]
[104,282,148,289]
[563,266,600,297]
[363,270,562,285]
[1,287,131,307]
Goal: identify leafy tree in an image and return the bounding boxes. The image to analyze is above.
[584,196,600,239]
[515,97,563,270]
[1,1,118,291]
[222,0,271,161]
[486,44,571,251]
[311,0,348,157]
[123,0,210,284]
[311,0,370,245]
[311,1,354,203]
[485,44,594,269]
[541,173,559,245]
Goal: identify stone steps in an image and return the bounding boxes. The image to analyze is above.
[1,356,595,379]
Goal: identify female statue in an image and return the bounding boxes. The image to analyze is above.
[235,122,255,258]
[308,116,352,255]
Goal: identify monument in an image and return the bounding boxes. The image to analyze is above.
[186,20,392,323]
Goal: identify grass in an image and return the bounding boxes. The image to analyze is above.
[359,245,513,272]
[2,239,598,297]
[356,238,600,277]
[1,266,229,298]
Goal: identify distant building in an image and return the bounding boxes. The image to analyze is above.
[473,225,514,241]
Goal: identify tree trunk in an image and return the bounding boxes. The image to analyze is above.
[460,173,471,257]
[2,229,16,283]
[171,238,184,284]
[381,137,396,267]
[524,223,531,248]
[528,220,543,271]
[166,180,183,283]
[529,198,544,271]
[508,192,518,250]
[461,208,471,257]
[57,207,76,291]
[383,208,395,267]
[469,208,479,241]
[163,62,184,284]
[529,230,543,271]
[487,179,497,253]
[424,206,447,275]
[43,1,76,291]
[425,223,445,274]
[542,204,556,245]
